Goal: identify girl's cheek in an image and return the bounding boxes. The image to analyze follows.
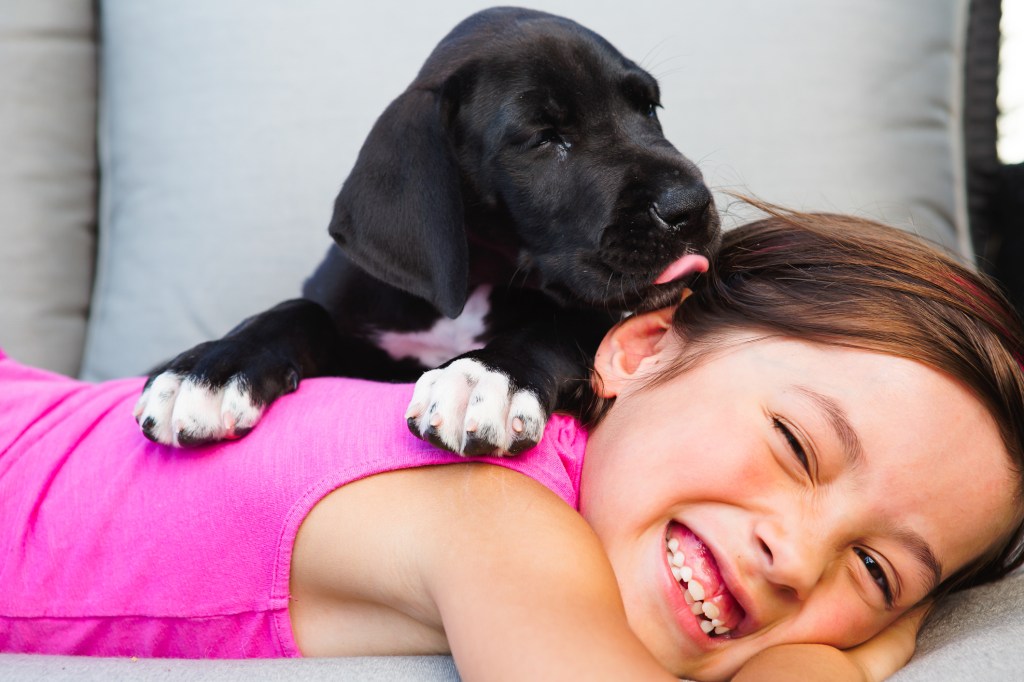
[793,595,890,649]
[697,442,774,496]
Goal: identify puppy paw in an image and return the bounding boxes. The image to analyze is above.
[405,358,546,456]
[134,338,301,448]
[135,372,265,447]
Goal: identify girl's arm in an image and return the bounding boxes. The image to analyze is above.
[420,464,677,681]
[732,603,930,682]
[292,462,675,681]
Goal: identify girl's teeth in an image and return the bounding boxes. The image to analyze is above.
[666,536,733,637]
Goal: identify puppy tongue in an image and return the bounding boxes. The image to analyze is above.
[655,254,709,285]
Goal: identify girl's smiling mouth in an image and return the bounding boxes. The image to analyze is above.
[664,522,747,640]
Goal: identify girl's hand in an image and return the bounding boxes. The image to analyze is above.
[733,602,933,682]
[845,601,933,681]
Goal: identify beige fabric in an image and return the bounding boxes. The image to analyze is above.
[0,1,97,376]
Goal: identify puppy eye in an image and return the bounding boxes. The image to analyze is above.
[642,102,659,118]
[535,129,565,148]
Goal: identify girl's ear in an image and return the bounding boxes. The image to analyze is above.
[593,307,677,398]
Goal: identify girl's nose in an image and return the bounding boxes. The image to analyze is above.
[755,519,828,601]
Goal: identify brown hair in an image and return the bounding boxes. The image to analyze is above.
[586,202,1024,597]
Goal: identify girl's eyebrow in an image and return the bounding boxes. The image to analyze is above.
[793,385,864,470]
[795,385,944,595]
[886,523,944,596]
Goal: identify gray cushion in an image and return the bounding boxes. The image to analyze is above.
[81,0,973,380]
[0,654,461,681]
[0,1,97,376]
[892,568,1024,681]
[3,572,1022,680]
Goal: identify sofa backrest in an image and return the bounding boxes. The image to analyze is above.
[0,1,97,376]
[0,0,987,380]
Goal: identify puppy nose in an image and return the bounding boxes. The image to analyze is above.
[651,184,712,231]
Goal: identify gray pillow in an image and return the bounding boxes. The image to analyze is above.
[0,1,97,376]
[81,0,972,380]
[892,568,1024,680]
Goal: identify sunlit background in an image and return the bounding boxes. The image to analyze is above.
[1000,2,1023,162]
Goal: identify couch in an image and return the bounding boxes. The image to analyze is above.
[1,1,1021,679]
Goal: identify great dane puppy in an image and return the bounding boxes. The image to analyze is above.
[136,7,720,455]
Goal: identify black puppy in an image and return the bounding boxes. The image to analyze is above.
[135,7,720,455]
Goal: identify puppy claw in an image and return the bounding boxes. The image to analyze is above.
[405,402,424,420]
[140,416,159,443]
[175,429,210,448]
[423,427,452,453]
[462,432,499,457]
[507,438,538,456]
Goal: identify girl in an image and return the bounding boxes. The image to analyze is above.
[2,207,1022,681]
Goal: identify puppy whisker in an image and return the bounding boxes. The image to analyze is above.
[603,273,616,312]
[637,38,678,72]
[507,264,529,289]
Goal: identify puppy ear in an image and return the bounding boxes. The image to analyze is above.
[593,307,677,398]
[328,88,468,318]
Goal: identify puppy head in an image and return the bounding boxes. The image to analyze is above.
[449,10,721,311]
[330,8,720,317]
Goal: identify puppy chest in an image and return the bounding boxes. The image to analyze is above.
[373,285,491,367]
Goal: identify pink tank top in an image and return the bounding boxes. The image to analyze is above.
[0,349,587,657]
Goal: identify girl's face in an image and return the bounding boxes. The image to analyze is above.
[581,316,1019,681]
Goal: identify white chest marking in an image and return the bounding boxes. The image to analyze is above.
[375,285,491,367]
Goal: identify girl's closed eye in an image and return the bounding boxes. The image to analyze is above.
[854,547,896,609]
[772,416,813,477]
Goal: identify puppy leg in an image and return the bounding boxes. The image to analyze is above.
[135,298,340,447]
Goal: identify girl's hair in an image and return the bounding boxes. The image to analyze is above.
[585,201,1024,598]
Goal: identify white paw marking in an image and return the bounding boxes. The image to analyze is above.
[507,390,544,446]
[462,368,512,448]
[220,376,263,434]
[135,372,182,445]
[376,285,490,367]
[135,372,262,447]
[406,358,545,456]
